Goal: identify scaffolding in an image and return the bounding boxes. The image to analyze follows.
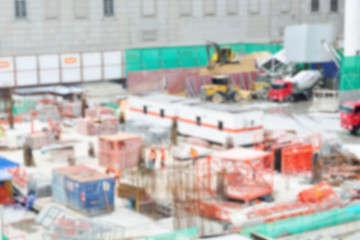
[196,148,274,205]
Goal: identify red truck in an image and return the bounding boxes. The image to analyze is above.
[340,101,360,134]
[269,70,322,102]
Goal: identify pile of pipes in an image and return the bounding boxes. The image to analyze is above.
[313,139,360,185]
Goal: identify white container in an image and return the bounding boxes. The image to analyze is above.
[178,102,264,146]
[129,93,198,127]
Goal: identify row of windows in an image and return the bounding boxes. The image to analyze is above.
[311,0,338,12]
[14,0,115,19]
[14,0,339,19]
[142,106,224,131]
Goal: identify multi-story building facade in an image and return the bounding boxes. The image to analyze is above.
[0,0,344,56]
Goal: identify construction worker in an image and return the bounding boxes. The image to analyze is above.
[88,142,95,158]
[190,147,198,166]
[148,148,157,171]
[114,164,122,182]
[105,164,122,184]
[160,148,166,170]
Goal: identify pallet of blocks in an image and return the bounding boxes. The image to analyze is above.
[76,118,100,135]
[100,116,119,134]
[26,131,54,149]
[98,133,142,168]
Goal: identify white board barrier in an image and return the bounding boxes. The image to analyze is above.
[0,51,123,88]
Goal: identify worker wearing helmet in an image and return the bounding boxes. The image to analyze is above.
[190,147,198,166]
[148,148,157,171]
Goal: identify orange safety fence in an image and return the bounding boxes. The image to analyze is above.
[281,144,313,174]
[247,182,343,223]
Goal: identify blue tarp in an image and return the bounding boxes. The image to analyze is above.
[0,171,12,181]
[0,157,19,170]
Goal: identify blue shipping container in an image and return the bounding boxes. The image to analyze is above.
[64,175,115,216]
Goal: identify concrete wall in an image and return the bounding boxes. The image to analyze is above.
[0,0,345,56]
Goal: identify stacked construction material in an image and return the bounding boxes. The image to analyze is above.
[76,118,100,135]
[100,116,119,134]
[26,131,54,149]
[85,106,114,118]
[78,106,118,135]
[52,165,114,216]
[98,133,142,168]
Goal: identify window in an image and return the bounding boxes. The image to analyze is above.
[330,0,338,12]
[227,0,237,15]
[142,30,157,42]
[160,109,164,118]
[74,0,88,18]
[180,0,192,16]
[196,116,201,126]
[218,121,223,131]
[45,0,59,19]
[249,0,259,14]
[143,106,147,114]
[142,0,156,17]
[311,0,319,12]
[104,0,114,17]
[355,107,360,114]
[15,0,27,19]
[203,0,216,16]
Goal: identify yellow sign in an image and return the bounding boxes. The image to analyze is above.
[64,57,77,65]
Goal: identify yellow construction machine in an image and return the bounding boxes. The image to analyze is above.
[200,75,251,103]
[206,41,239,69]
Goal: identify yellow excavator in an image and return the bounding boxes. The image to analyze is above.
[206,41,239,69]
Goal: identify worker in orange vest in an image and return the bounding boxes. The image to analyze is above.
[105,164,122,183]
[148,148,157,171]
[160,148,166,170]
[190,147,198,166]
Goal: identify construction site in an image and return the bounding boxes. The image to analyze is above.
[0,0,360,239]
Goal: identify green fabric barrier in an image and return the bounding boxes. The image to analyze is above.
[138,227,197,240]
[12,99,36,115]
[2,235,9,240]
[340,56,360,91]
[125,43,283,75]
[239,204,360,238]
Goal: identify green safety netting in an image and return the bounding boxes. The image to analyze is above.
[239,204,360,238]
[138,227,197,240]
[340,55,360,91]
[12,99,36,115]
[2,236,9,240]
[125,43,283,75]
